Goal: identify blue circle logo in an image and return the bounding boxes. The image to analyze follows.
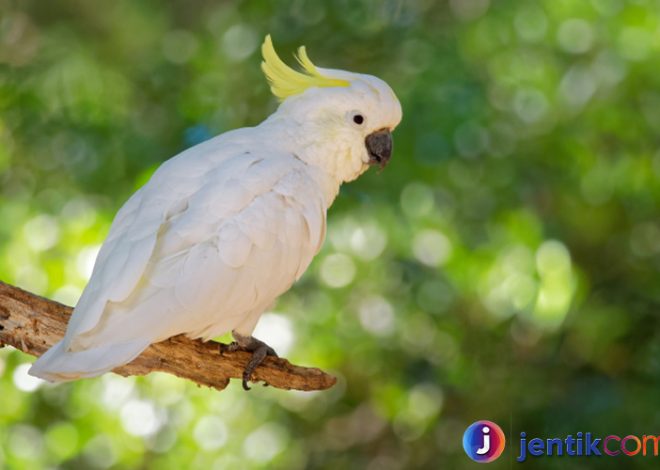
[463,420,506,463]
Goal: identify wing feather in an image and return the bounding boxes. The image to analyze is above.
[63,149,327,353]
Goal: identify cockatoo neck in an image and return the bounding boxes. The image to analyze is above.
[258,115,368,206]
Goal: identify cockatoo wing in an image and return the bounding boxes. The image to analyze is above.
[93,155,324,341]
[30,136,327,380]
[62,133,255,346]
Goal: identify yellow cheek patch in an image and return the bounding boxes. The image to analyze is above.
[261,35,350,101]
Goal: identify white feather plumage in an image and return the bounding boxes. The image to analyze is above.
[30,39,402,382]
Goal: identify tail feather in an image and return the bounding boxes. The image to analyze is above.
[29,338,151,382]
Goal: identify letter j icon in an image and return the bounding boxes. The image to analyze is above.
[477,426,491,454]
[463,420,506,463]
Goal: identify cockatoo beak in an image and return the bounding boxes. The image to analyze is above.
[365,129,393,169]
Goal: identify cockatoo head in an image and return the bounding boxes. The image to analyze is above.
[261,36,402,183]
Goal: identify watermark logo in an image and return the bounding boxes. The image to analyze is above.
[517,432,660,462]
[463,420,506,463]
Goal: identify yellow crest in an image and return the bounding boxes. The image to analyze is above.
[261,35,350,101]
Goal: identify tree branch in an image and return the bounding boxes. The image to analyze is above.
[0,281,336,392]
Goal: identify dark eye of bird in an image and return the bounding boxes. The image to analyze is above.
[353,114,364,125]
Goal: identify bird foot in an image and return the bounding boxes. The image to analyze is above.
[219,332,278,390]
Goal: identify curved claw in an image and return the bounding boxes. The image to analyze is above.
[221,333,278,391]
[242,345,269,391]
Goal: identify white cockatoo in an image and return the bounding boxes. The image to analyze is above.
[30,35,402,389]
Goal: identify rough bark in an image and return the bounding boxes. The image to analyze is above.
[0,281,336,392]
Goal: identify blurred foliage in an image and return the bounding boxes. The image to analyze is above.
[1,0,660,468]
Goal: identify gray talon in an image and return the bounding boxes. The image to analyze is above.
[224,331,278,391]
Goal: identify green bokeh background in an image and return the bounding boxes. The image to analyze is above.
[1,0,660,468]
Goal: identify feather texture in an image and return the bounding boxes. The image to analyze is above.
[29,35,403,382]
[261,35,349,100]
[30,129,331,381]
